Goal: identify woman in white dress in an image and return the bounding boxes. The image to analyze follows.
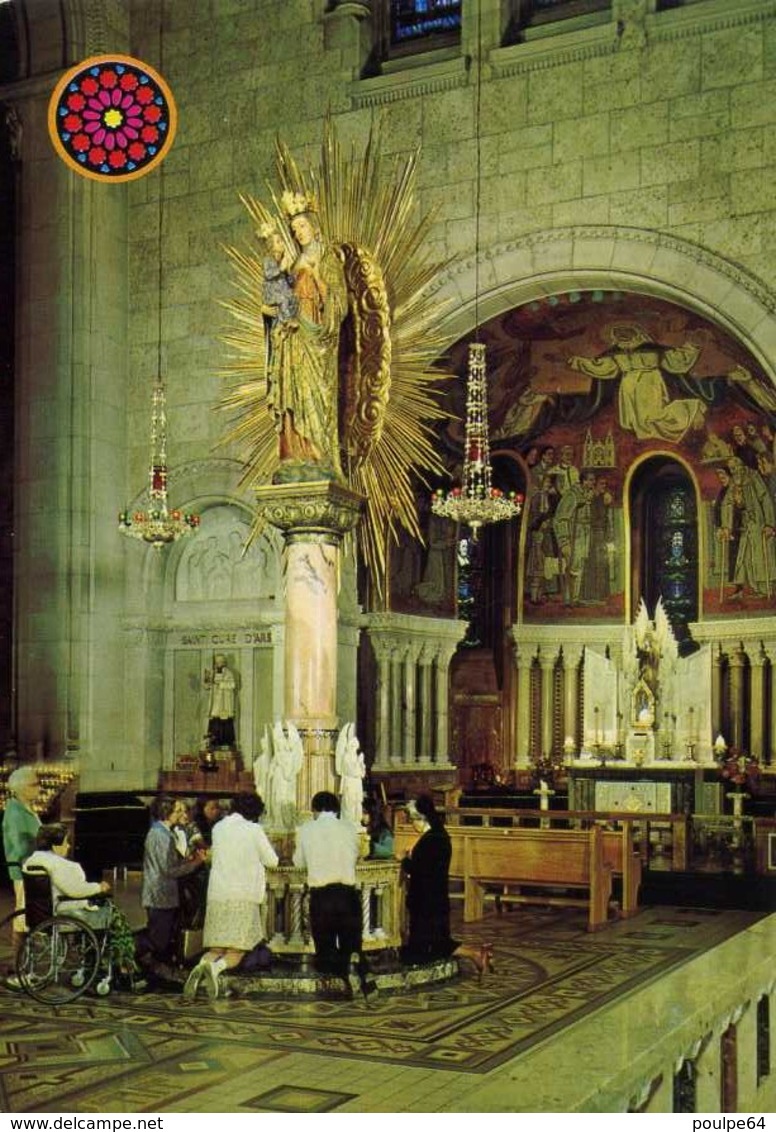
[183,793,278,1000]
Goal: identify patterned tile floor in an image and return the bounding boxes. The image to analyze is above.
[0,879,765,1114]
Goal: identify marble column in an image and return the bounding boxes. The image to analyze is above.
[373,642,392,770]
[693,1032,720,1114]
[435,645,457,766]
[514,645,533,767]
[539,648,556,758]
[749,646,767,761]
[254,480,363,806]
[562,645,582,755]
[404,644,420,764]
[728,643,747,752]
[390,647,404,765]
[418,647,434,762]
[762,644,776,766]
[711,643,724,741]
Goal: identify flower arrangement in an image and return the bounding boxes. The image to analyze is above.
[529,751,565,789]
[716,747,760,792]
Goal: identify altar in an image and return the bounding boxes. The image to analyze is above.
[567,763,701,815]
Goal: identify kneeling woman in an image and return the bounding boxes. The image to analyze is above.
[401,795,492,976]
[184,793,278,1000]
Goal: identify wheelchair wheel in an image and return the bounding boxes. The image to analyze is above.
[17,915,101,1004]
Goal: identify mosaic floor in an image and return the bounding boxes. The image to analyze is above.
[0,883,764,1114]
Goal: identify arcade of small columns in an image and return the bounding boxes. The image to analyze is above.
[364,613,466,772]
[511,619,776,769]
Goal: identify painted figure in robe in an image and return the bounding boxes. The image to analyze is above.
[567,323,706,444]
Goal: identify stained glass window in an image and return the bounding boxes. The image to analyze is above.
[457,535,483,647]
[633,466,699,656]
[391,0,462,45]
[652,483,697,642]
[507,0,611,39]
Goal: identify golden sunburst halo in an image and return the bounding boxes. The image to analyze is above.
[217,119,455,598]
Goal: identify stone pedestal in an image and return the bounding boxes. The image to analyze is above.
[254,480,364,806]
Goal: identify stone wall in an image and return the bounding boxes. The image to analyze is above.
[5,0,776,785]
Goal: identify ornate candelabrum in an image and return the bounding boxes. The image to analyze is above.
[119,384,200,547]
[432,344,523,539]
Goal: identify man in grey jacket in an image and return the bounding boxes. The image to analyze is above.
[138,796,205,985]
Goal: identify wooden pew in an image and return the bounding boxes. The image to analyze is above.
[394,822,641,928]
[601,825,642,918]
[461,825,612,931]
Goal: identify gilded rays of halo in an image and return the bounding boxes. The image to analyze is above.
[217,120,453,598]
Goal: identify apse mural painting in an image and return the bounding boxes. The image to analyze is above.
[394,292,776,625]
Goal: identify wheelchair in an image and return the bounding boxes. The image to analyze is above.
[15,867,116,1004]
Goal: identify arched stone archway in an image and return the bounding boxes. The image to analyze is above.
[430,226,776,385]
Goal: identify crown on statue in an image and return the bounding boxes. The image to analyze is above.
[281,189,318,219]
[257,220,277,239]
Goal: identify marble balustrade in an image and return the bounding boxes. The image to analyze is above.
[263,858,403,956]
[460,913,776,1112]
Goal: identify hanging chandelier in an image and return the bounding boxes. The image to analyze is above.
[118,382,199,546]
[117,54,198,550]
[431,1,522,540]
[432,343,522,538]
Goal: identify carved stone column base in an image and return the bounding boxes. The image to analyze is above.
[297,728,339,812]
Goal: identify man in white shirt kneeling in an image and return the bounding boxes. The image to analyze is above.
[293,791,374,999]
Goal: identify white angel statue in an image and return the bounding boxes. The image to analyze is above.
[335,722,366,826]
[252,725,271,803]
[266,720,304,830]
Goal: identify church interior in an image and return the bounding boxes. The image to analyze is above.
[2,0,776,1115]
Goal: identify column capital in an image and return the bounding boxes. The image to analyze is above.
[254,480,365,546]
[513,643,536,670]
[324,0,371,17]
[437,645,459,668]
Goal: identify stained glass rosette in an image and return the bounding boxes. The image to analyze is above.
[48,54,177,182]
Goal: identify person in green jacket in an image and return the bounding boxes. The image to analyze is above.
[2,764,41,971]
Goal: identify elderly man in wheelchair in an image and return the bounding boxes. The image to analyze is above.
[17,823,141,1002]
